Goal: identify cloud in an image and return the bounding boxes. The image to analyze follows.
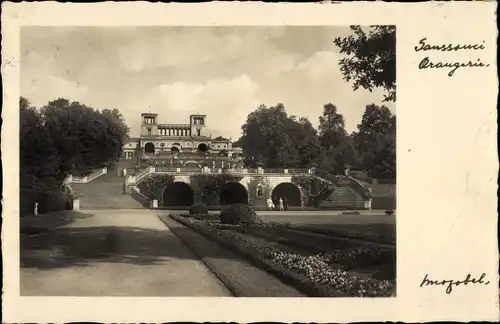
[20,26,393,140]
[137,74,260,139]
[116,27,295,73]
[21,52,89,107]
[259,50,395,133]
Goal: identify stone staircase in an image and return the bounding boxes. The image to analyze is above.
[320,178,366,209]
[71,171,146,210]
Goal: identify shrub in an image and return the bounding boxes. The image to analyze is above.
[219,203,259,225]
[189,203,209,215]
[342,211,361,215]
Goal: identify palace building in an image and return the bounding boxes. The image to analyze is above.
[121,113,243,167]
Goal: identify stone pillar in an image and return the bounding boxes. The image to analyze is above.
[34,202,38,215]
[151,199,158,209]
[284,169,289,174]
[73,199,80,211]
[364,198,372,210]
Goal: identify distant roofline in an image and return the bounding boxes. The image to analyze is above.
[141,112,158,116]
[189,114,206,117]
[158,123,191,128]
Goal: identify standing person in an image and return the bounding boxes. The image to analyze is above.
[267,197,274,211]
[123,168,127,177]
[279,197,284,211]
[283,196,289,211]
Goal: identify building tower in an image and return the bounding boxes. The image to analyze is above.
[141,113,158,137]
[190,114,206,137]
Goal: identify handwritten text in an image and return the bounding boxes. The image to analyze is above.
[420,273,490,294]
[414,38,490,77]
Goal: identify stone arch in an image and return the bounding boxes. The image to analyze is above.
[198,143,209,152]
[163,182,194,206]
[144,142,155,154]
[170,147,180,154]
[183,160,202,168]
[271,182,302,207]
[219,182,248,205]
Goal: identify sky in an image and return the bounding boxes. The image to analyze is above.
[21,26,395,140]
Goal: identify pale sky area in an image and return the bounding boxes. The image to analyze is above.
[21,26,395,140]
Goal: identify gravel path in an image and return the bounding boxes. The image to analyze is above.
[20,209,231,296]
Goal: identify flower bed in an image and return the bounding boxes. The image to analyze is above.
[236,225,396,280]
[171,214,395,297]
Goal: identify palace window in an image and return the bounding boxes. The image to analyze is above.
[147,128,152,136]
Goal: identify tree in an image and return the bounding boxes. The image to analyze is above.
[26,97,130,178]
[318,103,347,149]
[333,25,396,102]
[102,108,131,142]
[352,104,396,179]
[238,104,297,168]
[20,97,61,187]
[317,103,354,174]
[295,117,323,167]
[238,103,322,168]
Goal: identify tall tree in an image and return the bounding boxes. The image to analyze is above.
[295,117,323,168]
[317,103,353,174]
[239,103,312,168]
[333,25,396,102]
[318,103,347,149]
[102,108,131,142]
[20,97,60,187]
[38,98,130,177]
[353,104,396,179]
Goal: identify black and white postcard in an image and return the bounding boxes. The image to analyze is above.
[1,2,498,323]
